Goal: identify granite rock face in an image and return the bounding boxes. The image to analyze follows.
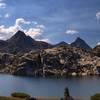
[93,45,100,57]
[0,45,99,77]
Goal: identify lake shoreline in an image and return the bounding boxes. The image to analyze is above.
[1,72,100,78]
[0,96,84,100]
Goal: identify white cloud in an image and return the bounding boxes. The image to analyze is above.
[0,18,31,39]
[36,38,50,43]
[0,0,4,2]
[36,24,45,29]
[0,2,6,8]
[26,26,50,42]
[0,18,48,42]
[26,25,44,38]
[32,21,38,25]
[15,18,31,26]
[26,28,42,38]
[96,12,100,20]
[66,29,79,35]
[97,42,100,46]
[0,25,20,35]
[4,13,10,18]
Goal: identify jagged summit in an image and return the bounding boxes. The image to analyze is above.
[75,37,83,41]
[55,41,68,47]
[0,31,92,53]
[0,30,52,53]
[14,30,26,36]
[7,30,34,43]
[71,37,91,50]
[7,30,28,42]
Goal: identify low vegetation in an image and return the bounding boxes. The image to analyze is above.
[91,93,100,100]
[64,87,73,100]
[11,92,30,99]
[0,96,25,100]
[1,88,100,100]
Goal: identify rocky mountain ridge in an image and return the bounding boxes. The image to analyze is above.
[0,30,52,53]
[0,44,99,77]
[71,37,91,50]
[0,30,92,54]
[0,30,99,77]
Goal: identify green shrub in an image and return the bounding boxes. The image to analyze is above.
[11,92,30,99]
[60,98,64,100]
[91,93,100,100]
[64,87,70,100]
[64,87,74,100]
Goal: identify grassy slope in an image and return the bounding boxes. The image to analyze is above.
[0,97,60,100]
[0,96,25,100]
[37,98,60,100]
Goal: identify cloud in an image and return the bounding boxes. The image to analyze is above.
[0,0,4,2]
[36,38,50,43]
[97,42,100,46]
[32,21,38,25]
[0,18,48,42]
[66,28,79,35]
[96,12,100,20]
[26,25,45,38]
[0,25,15,39]
[0,0,6,10]
[4,13,10,18]
[36,25,45,29]
[0,18,31,39]
[0,2,6,8]
[0,25,20,36]
[15,18,31,26]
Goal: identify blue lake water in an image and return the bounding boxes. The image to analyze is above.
[0,74,100,100]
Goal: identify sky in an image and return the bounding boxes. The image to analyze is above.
[0,0,100,47]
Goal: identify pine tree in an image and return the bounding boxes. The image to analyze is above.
[64,87,70,100]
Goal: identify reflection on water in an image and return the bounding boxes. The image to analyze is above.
[0,74,100,99]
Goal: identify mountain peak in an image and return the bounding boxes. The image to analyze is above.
[59,41,67,44]
[55,41,68,47]
[7,30,27,42]
[2,30,52,53]
[75,37,84,42]
[14,30,26,37]
[71,37,91,50]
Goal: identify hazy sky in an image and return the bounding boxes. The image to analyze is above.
[0,0,100,47]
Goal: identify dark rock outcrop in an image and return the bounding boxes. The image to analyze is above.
[71,37,91,50]
[55,41,68,47]
[93,45,100,57]
[0,44,99,77]
[0,30,52,53]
